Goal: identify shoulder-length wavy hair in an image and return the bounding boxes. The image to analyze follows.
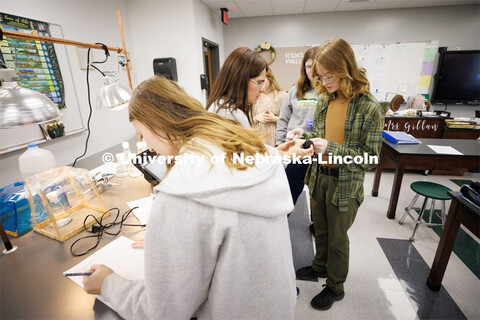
[206,47,267,125]
[295,47,316,99]
[129,76,268,172]
[312,38,370,100]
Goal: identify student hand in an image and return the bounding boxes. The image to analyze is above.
[131,237,145,249]
[254,111,270,124]
[276,140,314,160]
[83,264,114,295]
[276,140,296,154]
[283,140,314,160]
[264,110,278,123]
[311,138,328,154]
[286,128,304,141]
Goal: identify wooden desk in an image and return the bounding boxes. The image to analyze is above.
[427,191,480,291]
[371,139,480,219]
[0,176,151,319]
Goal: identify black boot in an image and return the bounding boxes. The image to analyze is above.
[311,284,345,310]
[296,266,327,280]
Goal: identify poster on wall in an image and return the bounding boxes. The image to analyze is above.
[0,12,66,109]
[267,46,312,91]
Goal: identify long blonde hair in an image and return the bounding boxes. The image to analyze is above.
[129,76,268,171]
[265,68,283,94]
[312,39,370,100]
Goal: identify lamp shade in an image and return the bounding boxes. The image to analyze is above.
[96,75,131,111]
[0,84,62,129]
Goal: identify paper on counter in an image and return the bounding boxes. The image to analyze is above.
[88,162,117,176]
[427,145,463,155]
[127,195,154,225]
[63,236,144,309]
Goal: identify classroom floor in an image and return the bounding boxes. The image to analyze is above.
[294,170,480,320]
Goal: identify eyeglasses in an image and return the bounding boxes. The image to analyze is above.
[250,79,266,90]
[314,75,336,84]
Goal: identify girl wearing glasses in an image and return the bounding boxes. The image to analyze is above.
[207,47,267,128]
[290,39,384,311]
[252,68,286,146]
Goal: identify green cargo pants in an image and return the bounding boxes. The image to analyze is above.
[310,173,359,294]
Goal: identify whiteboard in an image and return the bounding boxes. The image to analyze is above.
[0,23,85,154]
[351,40,439,102]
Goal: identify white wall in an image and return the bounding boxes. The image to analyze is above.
[126,0,224,106]
[0,0,225,187]
[224,5,480,53]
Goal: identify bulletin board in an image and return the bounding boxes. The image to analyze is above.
[265,41,439,101]
[0,12,85,155]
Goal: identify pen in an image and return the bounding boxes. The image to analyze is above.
[63,272,93,277]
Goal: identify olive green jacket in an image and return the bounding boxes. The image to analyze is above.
[304,92,385,212]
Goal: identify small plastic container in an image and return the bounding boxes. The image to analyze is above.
[18,143,57,180]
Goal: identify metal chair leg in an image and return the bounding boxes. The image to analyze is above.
[441,200,446,227]
[428,199,436,224]
[400,193,419,225]
[410,197,429,242]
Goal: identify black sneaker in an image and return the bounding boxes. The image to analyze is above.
[311,284,345,310]
[296,266,327,280]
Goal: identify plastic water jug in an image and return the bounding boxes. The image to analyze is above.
[18,143,57,180]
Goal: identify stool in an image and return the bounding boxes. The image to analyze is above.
[399,181,452,242]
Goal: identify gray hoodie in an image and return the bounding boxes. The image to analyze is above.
[101,142,296,320]
[275,85,318,146]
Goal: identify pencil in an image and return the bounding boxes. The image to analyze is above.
[63,272,93,277]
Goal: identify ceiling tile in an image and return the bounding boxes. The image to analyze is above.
[435,0,480,6]
[304,0,341,13]
[335,0,375,11]
[234,0,274,17]
[367,0,407,10]
[271,0,306,15]
[399,0,441,8]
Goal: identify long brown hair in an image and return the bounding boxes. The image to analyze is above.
[295,47,315,99]
[129,76,268,172]
[206,47,267,125]
[312,38,370,100]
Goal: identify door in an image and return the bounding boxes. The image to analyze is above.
[202,39,219,99]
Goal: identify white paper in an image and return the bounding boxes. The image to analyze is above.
[88,162,117,176]
[127,195,154,225]
[63,236,145,308]
[427,145,463,155]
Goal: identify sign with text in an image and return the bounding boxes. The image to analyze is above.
[384,118,444,138]
[268,46,312,91]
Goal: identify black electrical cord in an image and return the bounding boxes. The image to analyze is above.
[70,206,145,257]
[71,43,109,167]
